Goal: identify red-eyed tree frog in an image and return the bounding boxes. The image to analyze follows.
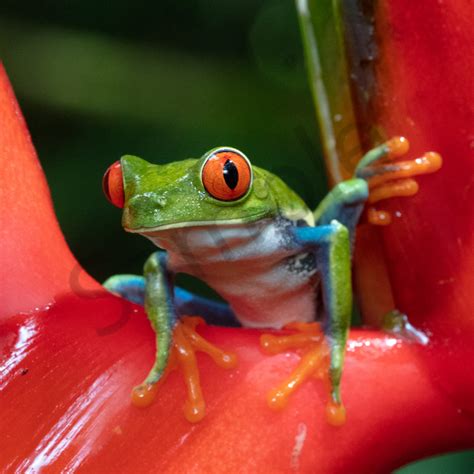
[102,138,441,425]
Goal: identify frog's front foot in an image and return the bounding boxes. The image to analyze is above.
[132,316,237,422]
[356,137,442,225]
[260,322,346,426]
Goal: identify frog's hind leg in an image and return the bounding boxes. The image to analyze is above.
[103,274,146,305]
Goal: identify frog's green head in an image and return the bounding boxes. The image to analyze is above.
[103,147,310,234]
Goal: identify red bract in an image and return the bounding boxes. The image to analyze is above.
[374,1,474,410]
[349,0,474,417]
[0,4,473,466]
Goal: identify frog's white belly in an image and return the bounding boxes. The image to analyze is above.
[146,219,319,328]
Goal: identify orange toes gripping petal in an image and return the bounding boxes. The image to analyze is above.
[367,151,442,190]
[132,316,238,423]
[368,178,419,204]
[367,147,442,226]
[260,323,346,426]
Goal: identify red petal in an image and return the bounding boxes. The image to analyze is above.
[370,0,474,410]
[0,64,98,320]
[373,0,474,329]
[2,298,473,472]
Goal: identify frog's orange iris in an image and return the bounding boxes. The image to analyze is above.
[202,150,252,201]
[103,160,125,208]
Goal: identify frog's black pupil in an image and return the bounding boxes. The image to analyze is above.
[223,159,239,190]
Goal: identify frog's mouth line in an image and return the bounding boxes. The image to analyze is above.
[124,211,274,234]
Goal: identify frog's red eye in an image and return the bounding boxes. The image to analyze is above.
[201,150,252,201]
[103,161,125,208]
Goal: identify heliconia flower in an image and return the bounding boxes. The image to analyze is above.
[1,0,473,469]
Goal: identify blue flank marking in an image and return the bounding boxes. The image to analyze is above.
[105,274,239,327]
[294,225,335,246]
[110,275,146,305]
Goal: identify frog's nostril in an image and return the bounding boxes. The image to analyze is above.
[152,195,167,207]
[103,161,125,208]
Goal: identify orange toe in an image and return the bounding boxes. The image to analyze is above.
[385,136,410,159]
[132,316,238,423]
[260,324,342,425]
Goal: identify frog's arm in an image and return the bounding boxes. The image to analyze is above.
[105,251,237,384]
[142,251,177,385]
[312,140,396,241]
[103,274,148,305]
[294,222,352,407]
[104,252,238,421]
[103,274,239,326]
[312,178,367,246]
[313,137,442,235]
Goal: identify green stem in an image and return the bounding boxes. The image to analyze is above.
[295,0,361,183]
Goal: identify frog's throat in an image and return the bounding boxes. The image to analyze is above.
[123,211,274,234]
[124,208,314,234]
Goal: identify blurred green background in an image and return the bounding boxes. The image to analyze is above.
[0,0,326,284]
[0,1,471,471]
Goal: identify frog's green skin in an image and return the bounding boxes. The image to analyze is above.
[104,144,391,406]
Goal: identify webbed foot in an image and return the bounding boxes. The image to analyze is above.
[132,316,237,422]
[260,322,346,426]
[355,137,442,225]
